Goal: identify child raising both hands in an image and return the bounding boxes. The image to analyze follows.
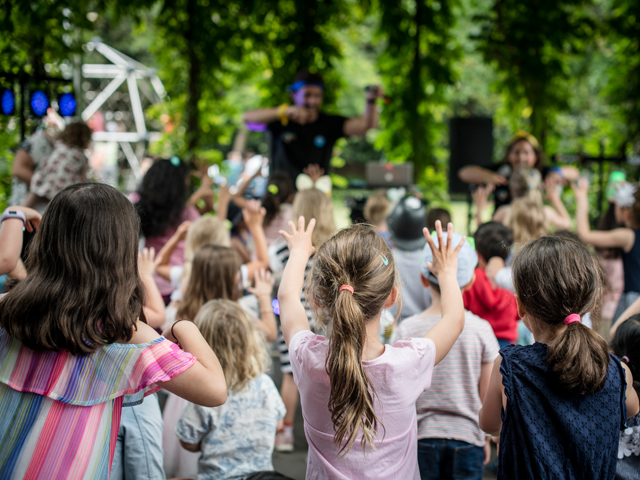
[277,218,466,479]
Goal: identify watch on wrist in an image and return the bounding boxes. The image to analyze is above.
[1,209,26,227]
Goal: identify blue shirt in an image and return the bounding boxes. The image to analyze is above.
[498,343,628,480]
[176,374,286,480]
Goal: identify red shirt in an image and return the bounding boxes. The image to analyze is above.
[463,268,519,343]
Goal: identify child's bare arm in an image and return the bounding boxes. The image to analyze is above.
[610,296,640,338]
[422,222,467,366]
[0,206,41,275]
[248,268,278,342]
[622,363,640,419]
[573,178,634,250]
[138,248,166,329]
[278,217,316,346]
[154,221,191,281]
[479,356,505,436]
[478,361,494,401]
[243,200,270,279]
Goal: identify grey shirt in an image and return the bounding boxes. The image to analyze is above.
[389,247,432,321]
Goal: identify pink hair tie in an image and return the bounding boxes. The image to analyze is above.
[564,314,581,326]
[622,356,630,363]
[339,285,354,295]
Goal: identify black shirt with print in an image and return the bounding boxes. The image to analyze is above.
[267,113,346,182]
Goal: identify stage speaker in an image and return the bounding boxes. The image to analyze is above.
[449,117,494,195]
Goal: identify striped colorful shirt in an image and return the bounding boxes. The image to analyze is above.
[396,311,499,447]
[0,329,196,480]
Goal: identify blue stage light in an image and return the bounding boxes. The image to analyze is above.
[1,88,15,115]
[30,90,49,117]
[58,93,77,117]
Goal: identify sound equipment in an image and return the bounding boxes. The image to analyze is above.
[366,162,414,188]
[449,117,494,194]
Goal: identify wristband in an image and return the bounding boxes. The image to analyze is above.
[1,209,26,229]
[278,104,289,126]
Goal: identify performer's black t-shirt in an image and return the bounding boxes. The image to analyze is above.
[267,113,347,181]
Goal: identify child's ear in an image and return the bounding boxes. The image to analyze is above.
[420,273,429,288]
[383,286,399,309]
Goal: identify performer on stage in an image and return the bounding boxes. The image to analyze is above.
[242,70,383,182]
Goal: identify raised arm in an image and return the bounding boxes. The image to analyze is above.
[12,149,35,185]
[458,166,507,186]
[278,216,316,346]
[248,268,278,342]
[154,221,191,281]
[0,206,41,275]
[572,178,634,250]
[138,248,166,329]
[544,178,571,230]
[422,221,467,366]
[343,86,383,137]
[610,296,640,338]
[242,200,270,279]
[243,106,315,126]
[472,185,494,226]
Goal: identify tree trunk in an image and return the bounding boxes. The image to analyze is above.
[184,0,201,154]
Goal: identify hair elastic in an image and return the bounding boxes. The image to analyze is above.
[622,356,630,363]
[170,156,181,167]
[339,285,354,295]
[564,314,581,326]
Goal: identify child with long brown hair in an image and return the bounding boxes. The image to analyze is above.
[176,300,285,480]
[278,218,467,478]
[479,234,639,479]
[0,183,226,480]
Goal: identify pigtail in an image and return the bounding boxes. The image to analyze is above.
[326,286,381,455]
[547,322,610,393]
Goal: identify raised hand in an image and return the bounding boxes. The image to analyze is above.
[303,163,325,184]
[280,216,316,258]
[242,199,266,230]
[423,221,466,280]
[571,176,589,201]
[248,268,275,299]
[286,106,312,124]
[472,185,494,211]
[138,247,157,279]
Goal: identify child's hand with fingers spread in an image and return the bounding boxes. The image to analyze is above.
[571,177,589,201]
[242,199,266,230]
[248,268,275,299]
[280,216,316,258]
[423,221,466,280]
[138,247,157,279]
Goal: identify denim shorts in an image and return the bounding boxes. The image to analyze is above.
[417,438,484,480]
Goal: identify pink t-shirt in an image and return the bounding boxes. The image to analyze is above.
[144,206,200,296]
[289,330,436,480]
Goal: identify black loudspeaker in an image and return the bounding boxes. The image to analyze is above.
[449,117,494,194]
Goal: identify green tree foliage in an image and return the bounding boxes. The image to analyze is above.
[474,0,596,147]
[375,0,460,179]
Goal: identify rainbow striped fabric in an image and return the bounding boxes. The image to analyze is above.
[0,329,196,480]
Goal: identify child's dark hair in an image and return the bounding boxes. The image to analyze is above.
[427,208,451,232]
[308,223,400,455]
[474,221,513,261]
[0,184,146,355]
[261,173,294,227]
[512,234,609,394]
[611,315,640,396]
[136,157,190,238]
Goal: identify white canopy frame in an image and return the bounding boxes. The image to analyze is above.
[81,39,166,178]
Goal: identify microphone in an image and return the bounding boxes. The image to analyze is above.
[364,85,392,104]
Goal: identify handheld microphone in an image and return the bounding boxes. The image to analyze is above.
[364,85,392,104]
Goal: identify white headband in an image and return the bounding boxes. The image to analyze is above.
[615,182,637,208]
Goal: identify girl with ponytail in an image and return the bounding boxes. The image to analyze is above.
[479,234,640,479]
[278,218,467,479]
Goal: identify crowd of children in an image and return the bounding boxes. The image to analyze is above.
[1,128,640,480]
